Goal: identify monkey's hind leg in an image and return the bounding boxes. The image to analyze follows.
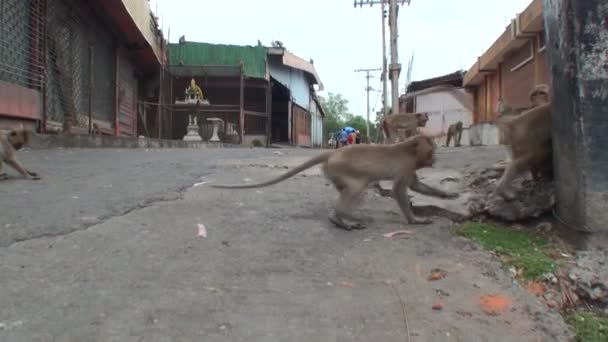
[0,160,7,180]
[494,155,530,200]
[328,179,368,231]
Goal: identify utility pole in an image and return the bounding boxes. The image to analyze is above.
[381,1,388,118]
[355,68,381,138]
[354,0,411,115]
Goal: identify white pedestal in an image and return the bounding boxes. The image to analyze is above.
[183,115,202,141]
[207,118,223,142]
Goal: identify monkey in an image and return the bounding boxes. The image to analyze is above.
[91,122,101,135]
[445,121,463,147]
[493,83,552,172]
[493,101,552,200]
[0,124,40,181]
[381,112,429,144]
[211,134,458,231]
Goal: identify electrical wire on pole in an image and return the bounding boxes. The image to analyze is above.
[355,68,382,138]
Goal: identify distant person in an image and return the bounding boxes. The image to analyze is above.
[347,131,355,145]
[355,130,361,144]
[339,129,348,147]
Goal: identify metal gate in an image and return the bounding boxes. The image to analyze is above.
[0,0,45,122]
[118,53,137,136]
[45,0,115,132]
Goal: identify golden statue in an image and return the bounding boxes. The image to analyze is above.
[185,78,204,102]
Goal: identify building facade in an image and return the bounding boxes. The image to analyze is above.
[463,0,547,125]
[399,71,474,145]
[0,0,164,137]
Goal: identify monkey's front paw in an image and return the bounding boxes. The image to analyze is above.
[443,192,459,199]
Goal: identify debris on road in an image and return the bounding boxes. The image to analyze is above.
[526,282,547,297]
[566,250,608,304]
[197,223,208,238]
[383,230,414,239]
[479,294,513,316]
[0,320,24,331]
[340,280,356,288]
[193,180,211,187]
[432,302,444,310]
[272,151,284,156]
[427,268,448,281]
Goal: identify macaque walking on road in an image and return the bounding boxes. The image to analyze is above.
[211,135,458,230]
[0,125,40,181]
[445,121,463,147]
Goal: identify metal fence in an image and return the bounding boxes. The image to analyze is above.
[0,0,44,90]
[45,0,115,132]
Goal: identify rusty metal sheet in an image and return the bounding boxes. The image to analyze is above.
[0,81,42,120]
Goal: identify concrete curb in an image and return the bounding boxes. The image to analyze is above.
[29,134,241,150]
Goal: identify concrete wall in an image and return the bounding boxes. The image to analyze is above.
[468,122,499,146]
[309,98,324,147]
[269,61,311,110]
[243,134,267,147]
[544,0,608,233]
[414,89,474,145]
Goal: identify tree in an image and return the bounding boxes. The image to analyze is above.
[319,92,352,139]
[318,92,377,141]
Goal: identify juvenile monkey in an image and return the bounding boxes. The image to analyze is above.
[211,135,458,230]
[0,125,40,180]
[381,112,429,144]
[445,121,463,147]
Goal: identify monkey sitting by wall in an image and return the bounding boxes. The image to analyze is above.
[211,134,458,231]
[445,121,463,147]
[0,124,40,181]
[494,84,552,200]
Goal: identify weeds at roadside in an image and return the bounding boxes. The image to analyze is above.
[566,311,608,342]
[455,221,562,280]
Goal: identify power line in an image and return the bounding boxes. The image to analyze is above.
[355,0,412,116]
[355,67,382,138]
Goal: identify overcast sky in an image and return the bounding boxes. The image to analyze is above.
[151,0,532,119]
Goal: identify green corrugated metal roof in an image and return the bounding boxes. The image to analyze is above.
[168,42,267,79]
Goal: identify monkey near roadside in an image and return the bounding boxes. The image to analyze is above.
[0,125,40,181]
[212,134,458,231]
[445,121,463,147]
[381,112,429,144]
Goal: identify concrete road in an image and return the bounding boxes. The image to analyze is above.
[0,146,571,341]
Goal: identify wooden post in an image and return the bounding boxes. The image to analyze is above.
[265,80,272,146]
[239,60,245,144]
[169,75,173,139]
[88,45,94,134]
[114,46,120,136]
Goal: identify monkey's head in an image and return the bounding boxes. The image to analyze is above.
[7,124,30,151]
[529,84,550,106]
[415,112,429,127]
[412,135,436,168]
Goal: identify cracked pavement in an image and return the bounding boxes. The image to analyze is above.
[0,146,571,341]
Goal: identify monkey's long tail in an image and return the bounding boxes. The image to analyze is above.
[210,151,333,189]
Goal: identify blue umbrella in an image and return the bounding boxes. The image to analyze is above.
[343,126,356,133]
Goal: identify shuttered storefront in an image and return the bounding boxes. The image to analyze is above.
[118,53,137,136]
[46,0,115,132]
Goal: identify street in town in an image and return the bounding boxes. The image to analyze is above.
[0,147,571,341]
